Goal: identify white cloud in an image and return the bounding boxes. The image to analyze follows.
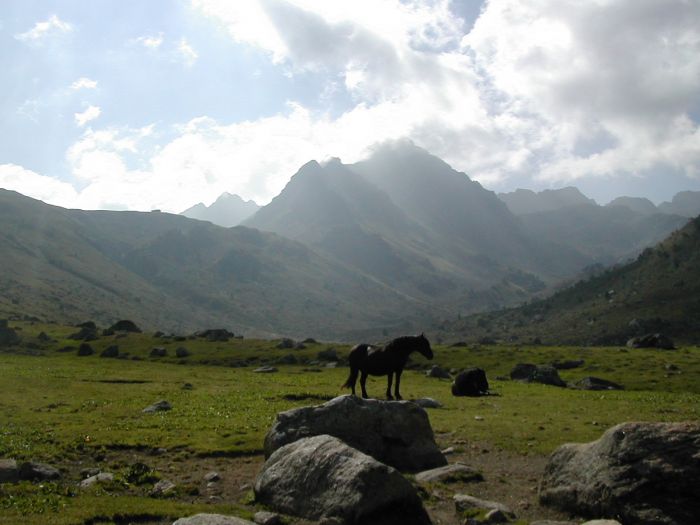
[177,38,198,67]
[0,164,79,208]
[74,106,102,127]
[15,14,73,43]
[70,77,98,90]
[135,33,164,49]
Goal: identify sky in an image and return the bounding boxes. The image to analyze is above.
[1,0,699,212]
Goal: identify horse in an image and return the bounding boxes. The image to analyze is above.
[341,333,433,400]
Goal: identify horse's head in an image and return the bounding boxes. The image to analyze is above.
[416,332,433,360]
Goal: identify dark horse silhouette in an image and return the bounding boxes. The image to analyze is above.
[342,333,433,400]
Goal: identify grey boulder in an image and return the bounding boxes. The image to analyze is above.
[415,463,483,484]
[263,394,446,472]
[19,461,61,481]
[255,434,431,525]
[539,421,700,525]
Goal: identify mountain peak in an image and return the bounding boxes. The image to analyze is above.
[180,192,259,227]
[498,187,596,215]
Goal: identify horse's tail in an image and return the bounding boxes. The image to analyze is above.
[341,368,358,390]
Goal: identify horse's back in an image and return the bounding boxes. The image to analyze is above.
[348,343,371,367]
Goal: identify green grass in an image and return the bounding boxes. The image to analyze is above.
[1,320,700,523]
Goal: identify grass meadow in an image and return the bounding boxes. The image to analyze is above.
[1,321,699,524]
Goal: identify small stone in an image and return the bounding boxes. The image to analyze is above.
[80,467,100,478]
[441,446,455,455]
[412,397,442,409]
[143,400,172,413]
[150,478,176,497]
[474,415,484,421]
[176,347,190,358]
[415,463,483,484]
[454,494,514,517]
[150,347,167,357]
[253,366,277,373]
[484,509,509,523]
[581,521,623,525]
[79,472,114,488]
[203,471,220,482]
[172,514,255,525]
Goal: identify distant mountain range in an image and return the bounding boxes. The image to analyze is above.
[181,192,259,227]
[0,142,696,340]
[438,215,700,345]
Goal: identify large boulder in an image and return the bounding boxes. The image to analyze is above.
[451,368,489,396]
[510,364,566,387]
[255,434,431,525]
[626,333,675,350]
[263,395,446,472]
[539,421,700,525]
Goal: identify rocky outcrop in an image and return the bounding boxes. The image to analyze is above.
[263,395,446,472]
[626,333,675,349]
[510,364,565,387]
[539,421,700,524]
[255,434,431,525]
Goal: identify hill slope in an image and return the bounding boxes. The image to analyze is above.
[0,189,421,339]
[438,216,700,344]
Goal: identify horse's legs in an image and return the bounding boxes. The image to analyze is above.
[394,369,403,400]
[349,367,357,396]
[386,372,394,400]
[360,371,369,399]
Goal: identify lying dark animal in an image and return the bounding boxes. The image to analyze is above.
[342,333,433,400]
[452,368,489,396]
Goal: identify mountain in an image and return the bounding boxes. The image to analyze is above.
[606,196,657,215]
[246,142,592,313]
[0,189,421,340]
[181,192,259,227]
[517,204,688,264]
[498,187,596,215]
[658,191,700,217]
[438,215,700,345]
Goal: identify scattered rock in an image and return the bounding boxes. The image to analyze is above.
[194,329,234,342]
[100,345,119,358]
[441,446,455,455]
[143,400,172,413]
[172,514,255,525]
[412,397,442,409]
[294,342,306,350]
[570,376,623,391]
[426,365,451,379]
[276,338,295,349]
[665,363,679,371]
[415,463,483,484]
[203,471,220,483]
[106,320,142,334]
[253,366,277,373]
[454,494,515,517]
[317,347,338,361]
[151,479,176,497]
[68,325,98,341]
[449,341,467,347]
[276,354,297,365]
[325,362,337,368]
[37,331,51,342]
[510,364,565,387]
[150,347,167,357]
[302,338,318,344]
[581,521,622,525]
[253,511,282,525]
[452,368,489,396]
[264,395,446,472]
[626,333,675,349]
[182,383,194,390]
[483,509,510,523]
[0,459,20,483]
[529,521,577,525]
[18,461,61,481]
[176,347,190,358]
[539,421,700,525]
[255,434,431,525]
[80,472,114,488]
[80,467,100,478]
[77,343,94,356]
[551,359,584,370]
